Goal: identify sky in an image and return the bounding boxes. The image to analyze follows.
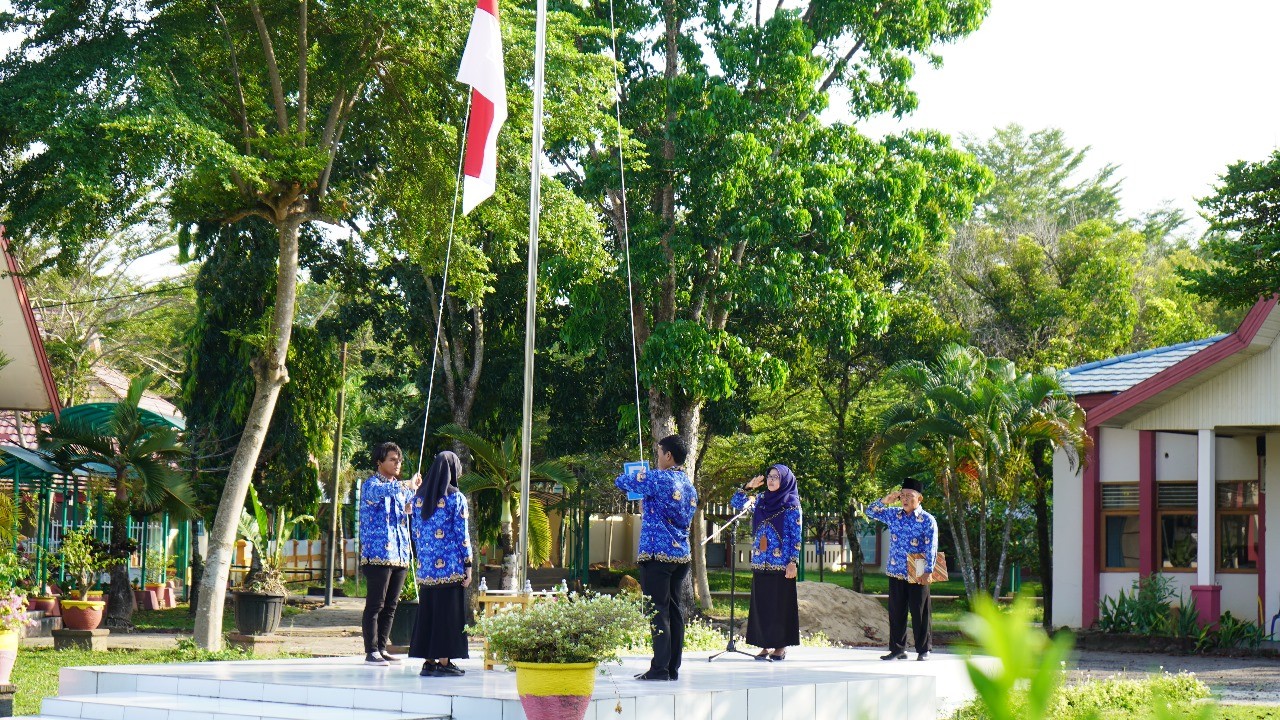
[853,0,1280,232]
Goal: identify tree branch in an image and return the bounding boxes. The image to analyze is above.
[298,0,308,135]
[247,0,290,134]
[212,1,252,152]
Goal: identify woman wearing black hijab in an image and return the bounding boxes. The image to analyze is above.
[410,451,473,677]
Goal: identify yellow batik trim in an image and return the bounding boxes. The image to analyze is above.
[361,557,410,568]
[417,573,467,586]
[637,552,691,564]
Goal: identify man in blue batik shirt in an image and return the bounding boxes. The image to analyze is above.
[615,434,698,681]
[865,477,937,661]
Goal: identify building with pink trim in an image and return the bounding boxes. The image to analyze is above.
[1054,295,1280,629]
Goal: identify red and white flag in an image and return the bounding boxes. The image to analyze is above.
[457,0,507,215]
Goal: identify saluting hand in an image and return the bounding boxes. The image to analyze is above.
[746,475,765,490]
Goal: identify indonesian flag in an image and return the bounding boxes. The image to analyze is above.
[457,0,507,215]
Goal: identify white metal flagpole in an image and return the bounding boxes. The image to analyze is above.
[517,0,548,594]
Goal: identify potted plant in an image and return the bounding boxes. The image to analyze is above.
[232,485,313,636]
[388,571,418,648]
[58,522,121,630]
[26,555,60,618]
[470,593,650,720]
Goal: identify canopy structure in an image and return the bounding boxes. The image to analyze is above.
[0,226,61,417]
[38,403,185,432]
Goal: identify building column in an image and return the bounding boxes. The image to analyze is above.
[1081,427,1101,628]
[1193,428,1221,625]
[1139,431,1157,576]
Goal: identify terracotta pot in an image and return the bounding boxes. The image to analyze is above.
[61,600,106,630]
[0,631,17,684]
[27,596,60,618]
[513,661,597,720]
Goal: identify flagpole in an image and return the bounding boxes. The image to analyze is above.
[517,0,548,593]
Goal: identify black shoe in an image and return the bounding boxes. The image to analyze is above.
[755,650,772,662]
[439,662,465,676]
[379,649,402,663]
[420,661,442,677]
[634,670,671,681]
[365,652,390,666]
[917,651,931,661]
[880,652,907,661]
[670,671,678,680]
[770,652,786,662]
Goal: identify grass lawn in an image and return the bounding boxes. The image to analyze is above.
[1215,708,1280,719]
[13,644,308,715]
[132,603,304,633]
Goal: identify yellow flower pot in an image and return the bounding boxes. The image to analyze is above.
[513,661,597,720]
[0,630,18,684]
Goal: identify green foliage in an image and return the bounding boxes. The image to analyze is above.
[1182,149,1280,308]
[143,549,169,585]
[950,672,1213,720]
[1096,575,1176,636]
[0,552,27,596]
[470,592,650,666]
[958,594,1215,720]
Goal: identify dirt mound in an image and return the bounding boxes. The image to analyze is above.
[797,581,889,646]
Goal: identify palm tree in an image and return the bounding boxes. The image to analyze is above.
[878,345,1086,599]
[42,375,194,627]
[436,424,576,589]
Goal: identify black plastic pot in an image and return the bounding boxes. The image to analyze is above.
[233,591,285,636]
[389,598,419,646]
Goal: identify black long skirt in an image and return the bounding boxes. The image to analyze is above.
[409,583,470,660]
[746,570,800,649]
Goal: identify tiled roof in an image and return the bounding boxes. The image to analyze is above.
[1062,334,1230,395]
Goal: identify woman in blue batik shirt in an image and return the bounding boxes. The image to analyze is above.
[410,450,473,677]
[731,464,802,661]
[358,442,420,666]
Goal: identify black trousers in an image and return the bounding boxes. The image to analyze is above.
[361,564,407,654]
[639,560,689,676]
[887,576,931,654]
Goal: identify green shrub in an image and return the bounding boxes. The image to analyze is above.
[949,673,1212,720]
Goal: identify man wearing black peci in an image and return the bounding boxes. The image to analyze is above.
[865,477,938,661]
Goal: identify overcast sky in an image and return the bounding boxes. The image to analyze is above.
[854,0,1280,232]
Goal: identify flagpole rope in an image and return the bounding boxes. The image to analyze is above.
[417,95,474,476]
[608,0,646,463]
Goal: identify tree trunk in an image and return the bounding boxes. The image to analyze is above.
[104,498,135,629]
[690,507,712,610]
[843,507,865,593]
[193,220,302,650]
[1031,442,1053,628]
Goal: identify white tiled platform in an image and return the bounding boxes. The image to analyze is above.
[20,648,986,720]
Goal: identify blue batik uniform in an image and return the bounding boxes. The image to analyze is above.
[731,492,802,572]
[412,491,473,586]
[866,500,938,580]
[616,467,698,563]
[358,473,413,568]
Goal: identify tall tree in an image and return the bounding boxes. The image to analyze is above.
[568,0,992,605]
[1182,150,1280,307]
[1,0,614,648]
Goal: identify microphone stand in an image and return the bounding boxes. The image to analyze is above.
[707,501,756,662]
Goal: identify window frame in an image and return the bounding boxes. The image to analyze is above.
[1216,479,1260,574]
[1157,480,1198,573]
[1099,481,1140,572]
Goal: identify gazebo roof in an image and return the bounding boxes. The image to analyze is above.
[0,444,112,481]
[38,403,185,432]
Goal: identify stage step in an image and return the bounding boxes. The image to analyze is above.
[31,692,448,720]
